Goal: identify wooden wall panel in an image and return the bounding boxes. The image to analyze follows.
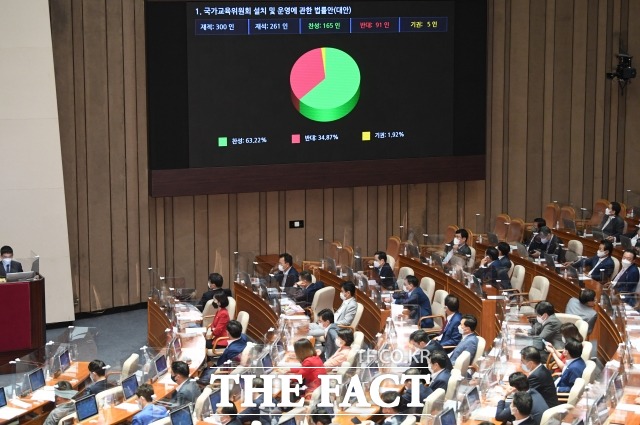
[49,0,640,313]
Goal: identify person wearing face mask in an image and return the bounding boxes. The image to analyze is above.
[448,315,479,363]
[293,270,325,308]
[170,361,201,405]
[206,294,230,349]
[0,245,23,277]
[524,218,546,250]
[566,240,615,282]
[85,359,109,396]
[474,247,511,289]
[43,381,79,425]
[131,384,168,425]
[544,323,583,373]
[528,227,563,261]
[443,228,472,265]
[495,372,548,425]
[622,226,640,253]
[609,249,639,297]
[522,301,563,353]
[275,253,299,288]
[508,392,536,425]
[555,338,586,393]
[391,275,434,328]
[565,289,597,335]
[324,328,354,368]
[373,251,396,290]
[196,273,230,311]
[310,309,339,356]
[410,330,452,372]
[599,201,625,242]
[333,282,358,326]
[519,346,559,407]
[215,405,242,425]
[496,241,513,269]
[284,338,326,394]
[423,351,451,398]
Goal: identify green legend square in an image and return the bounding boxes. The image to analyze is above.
[218,137,228,147]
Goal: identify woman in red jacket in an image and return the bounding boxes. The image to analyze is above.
[206,294,230,349]
[289,338,326,394]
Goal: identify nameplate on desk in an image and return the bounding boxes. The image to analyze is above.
[486,295,507,300]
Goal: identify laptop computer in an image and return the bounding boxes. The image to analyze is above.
[121,374,139,400]
[435,407,456,425]
[28,368,46,392]
[170,404,193,425]
[75,394,100,422]
[0,387,7,408]
[154,354,168,379]
[6,271,36,282]
[621,235,634,250]
[59,350,71,373]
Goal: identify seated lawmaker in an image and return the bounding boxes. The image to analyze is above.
[495,372,548,425]
[307,282,357,337]
[43,381,78,425]
[555,339,586,393]
[443,228,472,265]
[520,346,559,407]
[206,293,230,349]
[410,330,452,372]
[509,392,536,425]
[423,351,451,398]
[324,328,354,368]
[132,384,168,425]
[196,273,231,311]
[0,245,23,277]
[610,249,640,297]
[565,289,597,335]
[524,302,564,352]
[170,361,201,405]
[431,295,463,347]
[294,270,324,308]
[528,227,564,261]
[567,240,614,282]
[600,201,625,242]
[449,315,478,364]
[374,251,396,289]
[216,320,248,366]
[85,359,109,395]
[401,368,429,410]
[287,339,326,394]
[275,253,299,287]
[623,226,640,253]
[497,242,513,269]
[474,247,511,289]
[392,275,434,328]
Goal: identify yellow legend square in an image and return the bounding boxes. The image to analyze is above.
[362,131,371,141]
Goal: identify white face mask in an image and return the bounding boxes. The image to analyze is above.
[521,362,530,373]
[373,260,380,268]
[597,250,606,258]
[605,207,611,215]
[1,258,10,266]
[540,237,548,244]
[536,316,544,324]
[458,326,464,334]
[404,286,411,293]
[340,293,347,301]
[335,338,344,348]
[561,336,566,344]
[278,264,285,272]
[622,259,632,268]
[453,237,461,245]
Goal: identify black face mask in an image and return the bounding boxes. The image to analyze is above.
[171,374,177,383]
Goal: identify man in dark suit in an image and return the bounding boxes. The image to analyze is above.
[525,218,546,250]
[474,247,511,289]
[293,270,324,308]
[275,252,299,287]
[528,227,564,262]
[569,240,615,282]
[216,320,248,366]
[509,392,537,425]
[520,346,559,407]
[410,330,452,372]
[196,273,231,311]
[495,372,549,425]
[392,275,434,328]
[525,301,564,353]
[600,201,625,242]
[430,295,462,348]
[443,228,472,265]
[380,391,406,425]
[85,359,110,396]
[497,242,513,269]
[316,309,339,359]
[622,226,640,254]
[611,249,640,297]
[0,245,23,277]
[374,251,396,290]
[423,351,451,398]
[170,361,201,405]
[449,315,479,364]
[556,339,586,393]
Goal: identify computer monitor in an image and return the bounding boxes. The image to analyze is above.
[208,390,221,414]
[464,387,480,411]
[28,368,46,392]
[434,407,456,425]
[0,387,7,408]
[75,394,100,422]
[170,404,194,425]
[154,354,168,378]
[261,353,273,374]
[122,374,139,400]
[173,337,182,358]
[6,271,36,282]
[59,350,71,372]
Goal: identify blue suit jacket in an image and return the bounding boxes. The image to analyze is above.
[132,404,168,425]
[393,287,434,328]
[583,256,615,282]
[614,264,640,294]
[423,368,450,398]
[216,334,248,366]
[556,358,586,393]
[449,333,478,364]
[378,263,396,289]
[439,312,462,347]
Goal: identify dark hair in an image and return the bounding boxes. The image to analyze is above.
[624,249,638,259]
[579,289,596,304]
[171,361,190,378]
[601,240,614,256]
[611,201,621,216]
[533,218,546,228]
[520,346,541,364]
[216,293,230,308]
[462,314,478,332]
[294,338,316,362]
[318,308,334,323]
[535,301,554,317]
[560,323,583,343]
[374,251,388,262]
[508,372,530,391]
[135,383,155,402]
[88,360,106,377]
[208,273,223,287]
[497,242,511,256]
[279,253,293,266]
[486,247,499,261]
[300,270,313,283]
[381,390,403,412]
[406,275,419,288]
[252,377,264,388]
[403,368,427,385]
[444,295,459,312]
[220,405,238,415]
[310,407,333,425]
[512,391,533,416]
[539,226,552,236]
[0,246,13,256]
[226,320,243,338]
[456,229,469,240]
[410,329,430,344]
[429,351,448,368]
[564,338,583,358]
[336,328,354,346]
[342,281,356,297]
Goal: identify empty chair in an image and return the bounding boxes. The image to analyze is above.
[422,388,445,416]
[236,311,249,334]
[445,369,462,400]
[420,277,435,301]
[510,265,525,293]
[582,360,597,384]
[386,236,402,265]
[543,203,561,230]
[202,299,218,329]
[493,214,511,241]
[565,239,583,263]
[194,386,213,420]
[305,286,336,322]
[518,276,550,315]
[453,351,471,374]
[507,218,525,243]
[539,404,573,425]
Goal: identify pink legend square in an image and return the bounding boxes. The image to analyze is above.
[291,134,300,144]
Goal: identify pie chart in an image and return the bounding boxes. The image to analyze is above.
[290,47,361,122]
